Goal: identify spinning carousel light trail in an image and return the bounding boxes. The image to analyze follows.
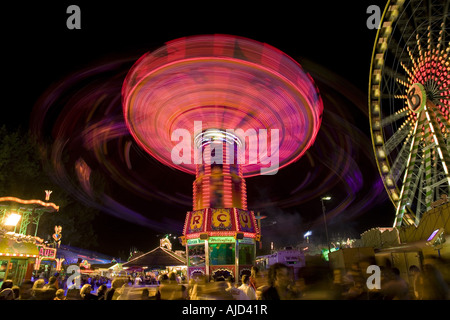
[122,35,323,177]
[30,38,388,233]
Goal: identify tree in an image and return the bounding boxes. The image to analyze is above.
[0,126,99,249]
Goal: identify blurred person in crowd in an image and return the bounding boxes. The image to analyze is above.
[408,265,421,300]
[224,276,248,300]
[238,274,256,300]
[45,276,59,290]
[249,266,259,292]
[40,276,58,300]
[134,274,142,286]
[96,284,108,300]
[66,283,82,300]
[188,277,204,300]
[105,277,126,300]
[12,286,19,300]
[54,289,66,300]
[53,273,61,289]
[342,277,366,300]
[168,272,178,283]
[0,280,15,300]
[18,280,35,300]
[33,278,45,289]
[116,283,132,300]
[330,269,346,299]
[187,278,197,300]
[296,264,332,300]
[416,264,449,300]
[141,287,151,300]
[343,263,362,288]
[261,263,299,300]
[159,272,186,300]
[206,277,235,300]
[80,284,97,300]
[32,278,47,300]
[255,270,270,300]
[381,267,409,300]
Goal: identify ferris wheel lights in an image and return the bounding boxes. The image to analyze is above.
[372,104,380,114]
[388,6,399,19]
[386,177,394,187]
[375,53,384,67]
[373,88,380,98]
[392,192,399,201]
[373,71,381,83]
[379,41,388,52]
[375,134,383,144]
[381,22,393,37]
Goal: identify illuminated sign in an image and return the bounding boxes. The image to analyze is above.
[237,209,254,232]
[208,236,235,243]
[38,247,57,260]
[211,209,232,230]
[407,83,426,113]
[189,210,204,233]
[80,260,91,269]
[238,238,254,245]
[187,239,205,245]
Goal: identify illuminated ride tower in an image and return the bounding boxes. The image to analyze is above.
[122,34,323,281]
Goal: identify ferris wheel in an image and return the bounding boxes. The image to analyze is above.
[369,0,450,228]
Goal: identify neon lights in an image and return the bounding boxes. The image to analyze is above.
[38,247,57,259]
[0,253,37,257]
[45,190,52,201]
[0,197,59,211]
[427,229,441,242]
[208,236,235,243]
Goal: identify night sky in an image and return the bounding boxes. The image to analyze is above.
[3,1,393,258]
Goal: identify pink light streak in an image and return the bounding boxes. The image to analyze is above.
[122,34,323,177]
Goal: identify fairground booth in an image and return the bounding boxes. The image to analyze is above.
[0,195,60,286]
[181,208,259,281]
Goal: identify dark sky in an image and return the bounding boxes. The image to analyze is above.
[3,1,393,258]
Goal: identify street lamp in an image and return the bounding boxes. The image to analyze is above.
[320,196,331,255]
[303,231,312,243]
[4,213,22,233]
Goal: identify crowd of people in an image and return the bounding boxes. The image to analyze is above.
[0,258,449,300]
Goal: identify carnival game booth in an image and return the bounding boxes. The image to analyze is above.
[0,195,61,283]
[181,208,259,281]
[0,230,41,286]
